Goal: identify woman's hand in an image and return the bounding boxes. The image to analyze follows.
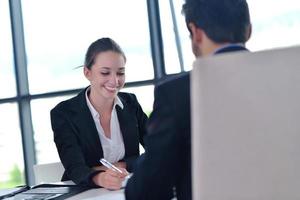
[93,165,107,171]
[93,161,127,172]
[92,167,128,190]
[113,161,127,169]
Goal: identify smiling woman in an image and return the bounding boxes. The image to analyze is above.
[84,51,126,101]
[83,39,126,104]
[50,38,148,190]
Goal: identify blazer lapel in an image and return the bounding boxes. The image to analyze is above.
[72,89,103,157]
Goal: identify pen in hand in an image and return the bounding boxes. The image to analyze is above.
[99,158,133,188]
[100,158,124,174]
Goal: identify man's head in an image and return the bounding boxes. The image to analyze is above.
[182,0,251,57]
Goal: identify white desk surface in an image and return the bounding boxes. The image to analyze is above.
[63,181,125,200]
[0,182,125,200]
[67,188,125,200]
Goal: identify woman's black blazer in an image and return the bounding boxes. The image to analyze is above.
[50,88,148,186]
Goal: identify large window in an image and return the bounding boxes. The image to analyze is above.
[0,103,25,188]
[0,0,16,98]
[31,96,74,164]
[0,0,24,189]
[159,0,193,74]
[247,0,300,51]
[121,85,154,116]
[21,0,154,94]
[2,0,300,187]
[159,0,300,74]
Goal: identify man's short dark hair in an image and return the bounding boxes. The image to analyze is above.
[182,0,251,43]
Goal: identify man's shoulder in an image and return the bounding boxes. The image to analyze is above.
[117,92,139,106]
[118,92,136,100]
[51,89,84,113]
[157,72,190,90]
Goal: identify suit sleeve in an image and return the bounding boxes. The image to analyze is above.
[50,108,101,187]
[125,84,181,200]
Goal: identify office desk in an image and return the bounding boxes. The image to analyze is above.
[63,180,125,200]
[0,184,125,200]
[67,188,125,200]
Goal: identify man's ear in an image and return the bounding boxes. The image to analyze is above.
[84,67,91,80]
[246,24,252,42]
[188,22,204,43]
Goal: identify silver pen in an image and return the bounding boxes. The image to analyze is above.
[100,158,123,174]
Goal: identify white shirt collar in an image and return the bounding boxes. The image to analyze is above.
[114,94,124,110]
[85,87,124,118]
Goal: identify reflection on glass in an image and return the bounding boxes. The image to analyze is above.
[31,95,74,164]
[0,103,24,188]
[121,85,154,116]
[0,0,16,98]
[21,0,153,94]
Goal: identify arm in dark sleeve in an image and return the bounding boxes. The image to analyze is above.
[50,108,101,187]
[125,84,181,200]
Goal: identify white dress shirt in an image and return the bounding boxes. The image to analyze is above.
[85,88,125,163]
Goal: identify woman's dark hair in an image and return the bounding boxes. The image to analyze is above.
[84,37,126,69]
[182,0,251,43]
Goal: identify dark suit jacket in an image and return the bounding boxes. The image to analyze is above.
[125,45,248,200]
[50,88,148,186]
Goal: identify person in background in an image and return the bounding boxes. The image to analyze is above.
[50,37,148,190]
[125,0,252,199]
